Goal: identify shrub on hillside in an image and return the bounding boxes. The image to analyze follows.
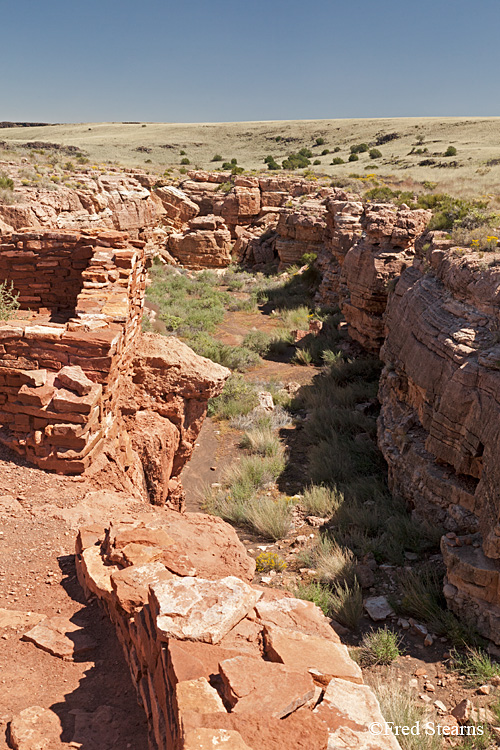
[444,145,457,156]
[348,153,359,162]
[369,148,382,159]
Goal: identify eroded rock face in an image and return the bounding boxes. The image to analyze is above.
[378,236,500,643]
[340,204,431,352]
[155,186,199,231]
[115,333,230,509]
[275,199,328,268]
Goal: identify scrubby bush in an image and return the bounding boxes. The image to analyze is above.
[301,485,343,517]
[299,147,313,158]
[348,153,359,162]
[0,174,14,190]
[329,579,363,629]
[369,148,382,159]
[313,159,321,165]
[331,157,345,165]
[180,157,190,165]
[0,281,20,321]
[315,137,326,146]
[240,427,283,457]
[282,153,311,170]
[264,155,281,170]
[350,143,369,154]
[211,154,222,161]
[444,145,457,156]
[321,149,330,156]
[208,374,259,420]
[255,551,287,573]
[358,627,402,666]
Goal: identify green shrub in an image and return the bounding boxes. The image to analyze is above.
[444,145,457,156]
[358,627,402,666]
[0,281,20,321]
[315,137,325,146]
[208,374,259,420]
[282,153,311,170]
[321,149,330,155]
[313,536,355,583]
[264,155,281,170]
[313,159,321,165]
[0,174,14,190]
[255,551,287,573]
[299,147,313,158]
[242,330,272,355]
[180,149,186,155]
[450,647,500,686]
[295,581,333,616]
[211,154,222,161]
[348,153,359,162]
[350,143,369,154]
[333,146,341,152]
[180,157,190,165]
[293,348,313,365]
[331,157,344,165]
[369,148,382,159]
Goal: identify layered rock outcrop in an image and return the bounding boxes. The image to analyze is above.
[378,235,500,643]
[340,204,431,352]
[76,510,401,750]
[168,215,233,269]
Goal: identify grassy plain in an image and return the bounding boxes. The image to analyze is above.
[2,117,500,195]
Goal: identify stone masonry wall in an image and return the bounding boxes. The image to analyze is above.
[76,512,401,750]
[0,229,146,473]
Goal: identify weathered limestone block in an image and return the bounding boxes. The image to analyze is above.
[275,200,328,268]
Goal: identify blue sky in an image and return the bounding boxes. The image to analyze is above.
[2,0,499,122]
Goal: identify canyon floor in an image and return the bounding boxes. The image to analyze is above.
[1,271,498,749]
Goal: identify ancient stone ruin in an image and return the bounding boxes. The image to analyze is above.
[1,162,500,748]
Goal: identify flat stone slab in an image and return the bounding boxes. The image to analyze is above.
[219,655,315,718]
[22,616,96,661]
[183,729,253,750]
[150,576,260,644]
[364,595,394,622]
[263,624,363,685]
[0,608,44,630]
[9,706,63,750]
[314,677,401,749]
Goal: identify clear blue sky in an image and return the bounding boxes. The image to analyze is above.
[2,0,499,122]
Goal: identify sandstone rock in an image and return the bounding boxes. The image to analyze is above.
[168,217,233,269]
[193,709,328,750]
[219,655,315,717]
[254,591,339,641]
[314,677,401,749]
[0,608,44,630]
[55,365,93,395]
[155,186,199,230]
[364,596,394,621]
[451,699,472,724]
[9,706,62,750]
[263,624,363,685]
[110,562,172,614]
[22,615,96,661]
[150,576,261,644]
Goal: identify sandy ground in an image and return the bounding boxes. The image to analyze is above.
[2,117,500,194]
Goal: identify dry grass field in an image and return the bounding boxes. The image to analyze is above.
[2,117,500,197]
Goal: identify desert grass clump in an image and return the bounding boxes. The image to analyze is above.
[246,495,294,540]
[358,627,402,666]
[450,647,500,686]
[292,348,313,366]
[222,453,286,503]
[329,579,363,630]
[279,305,312,331]
[301,485,343,517]
[242,330,272,355]
[397,567,481,647]
[240,427,284,457]
[370,674,442,750]
[313,536,355,583]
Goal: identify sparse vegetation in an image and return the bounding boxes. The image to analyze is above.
[348,153,359,162]
[255,551,287,573]
[328,579,363,629]
[0,281,20,321]
[444,145,457,156]
[358,627,402,666]
[208,374,259,420]
[369,148,382,159]
[301,485,343,517]
[450,647,500,686]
